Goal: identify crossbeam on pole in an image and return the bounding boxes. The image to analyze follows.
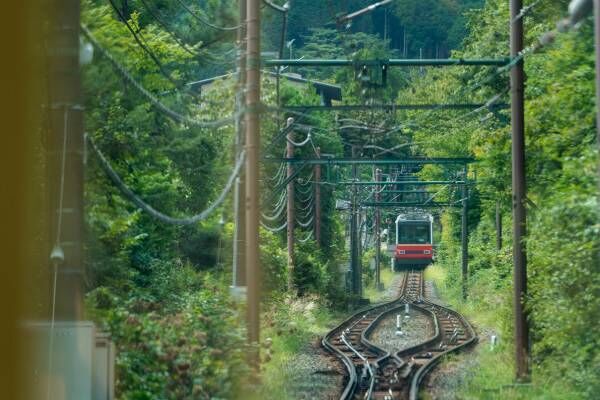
[280,103,509,112]
[338,180,466,186]
[264,58,510,67]
[377,190,434,194]
[360,202,459,208]
[265,157,474,165]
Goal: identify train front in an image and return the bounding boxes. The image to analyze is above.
[394,213,434,270]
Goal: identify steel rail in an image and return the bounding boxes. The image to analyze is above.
[323,270,478,399]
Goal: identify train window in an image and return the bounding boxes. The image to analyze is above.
[397,222,431,244]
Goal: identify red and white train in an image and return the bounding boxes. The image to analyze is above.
[393,213,434,270]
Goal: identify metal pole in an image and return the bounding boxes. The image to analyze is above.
[510,0,530,381]
[375,168,382,290]
[233,0,247,289]
[314,147,322,247]
[496,200,503,251]
[47,0,85,320]
[461,171,468,300]
[403,26,407,58]
[245,0,261,365]
[286,117,295,291]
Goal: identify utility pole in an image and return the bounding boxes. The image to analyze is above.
[461,168,468,300]
[232,0,247,291]
[245,0,261,366]
[510,0,530,381]
[314,147,322,247]
[350,145,362,298]
[286,117,295,291]
[47,0,85,320]
[375,168,382,290]
[496,200,502,251]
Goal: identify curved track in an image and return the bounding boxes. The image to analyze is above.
[323,271,477,400]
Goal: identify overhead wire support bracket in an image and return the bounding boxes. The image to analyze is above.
[337,180,468,186]
[262,0,289,13]
[360,202,460,208]
[337,0,394,24]
[280,103,509,112]
[264,58,511,67]
[265,157,475,165]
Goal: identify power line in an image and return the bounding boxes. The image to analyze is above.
[175,0,242,31]
[107,0,185,89]
[261,220,288,232]
[298,231,314,243]
[296,215,314,228]
[87,134,244,225]
[81,24,236,128]
[138,0,197,56]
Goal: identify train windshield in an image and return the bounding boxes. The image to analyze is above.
[397,222,431,244]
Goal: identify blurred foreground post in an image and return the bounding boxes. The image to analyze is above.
[232,0,247,292]
[47,0,85,321]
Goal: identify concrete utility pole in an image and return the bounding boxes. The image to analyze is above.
[314,147,322,247]
[286,117,295,290]
[47,0,85,320]
[510,0,530,381]
[375,168,382,290]
[245,0,261,365]
[233,0,247,290]
[461,169,468,300]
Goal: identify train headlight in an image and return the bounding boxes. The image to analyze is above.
[398,250,405,255]
[424,250,431,255]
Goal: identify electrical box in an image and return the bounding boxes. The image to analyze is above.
[24,322,115,400]
[25,321,95,400]
[93,333,115,400]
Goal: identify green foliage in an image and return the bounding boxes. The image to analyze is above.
[86,275,248,400]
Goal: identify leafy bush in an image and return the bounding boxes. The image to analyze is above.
[86,276,248,400]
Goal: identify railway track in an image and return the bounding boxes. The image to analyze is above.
[322,270,477,400]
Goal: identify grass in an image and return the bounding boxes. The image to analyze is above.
[254,266,402,399]
[250,295,341,400]
[425,263,582,400]
[363,265,398,303]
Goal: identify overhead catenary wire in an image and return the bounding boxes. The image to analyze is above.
[81,24,236,128]
[87,134,244,225]
[296,215,314,228]
[262,192,287,221]
[138,0,197,56]
[175,0,242,31]
[298,231,314,243]
[107,0,191,90]
[286,131,312,147]
[139,0,239,59]
[296,183,313,196]
[512,0,543,22]
[261,202,287,221]
[261,220,288,232]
